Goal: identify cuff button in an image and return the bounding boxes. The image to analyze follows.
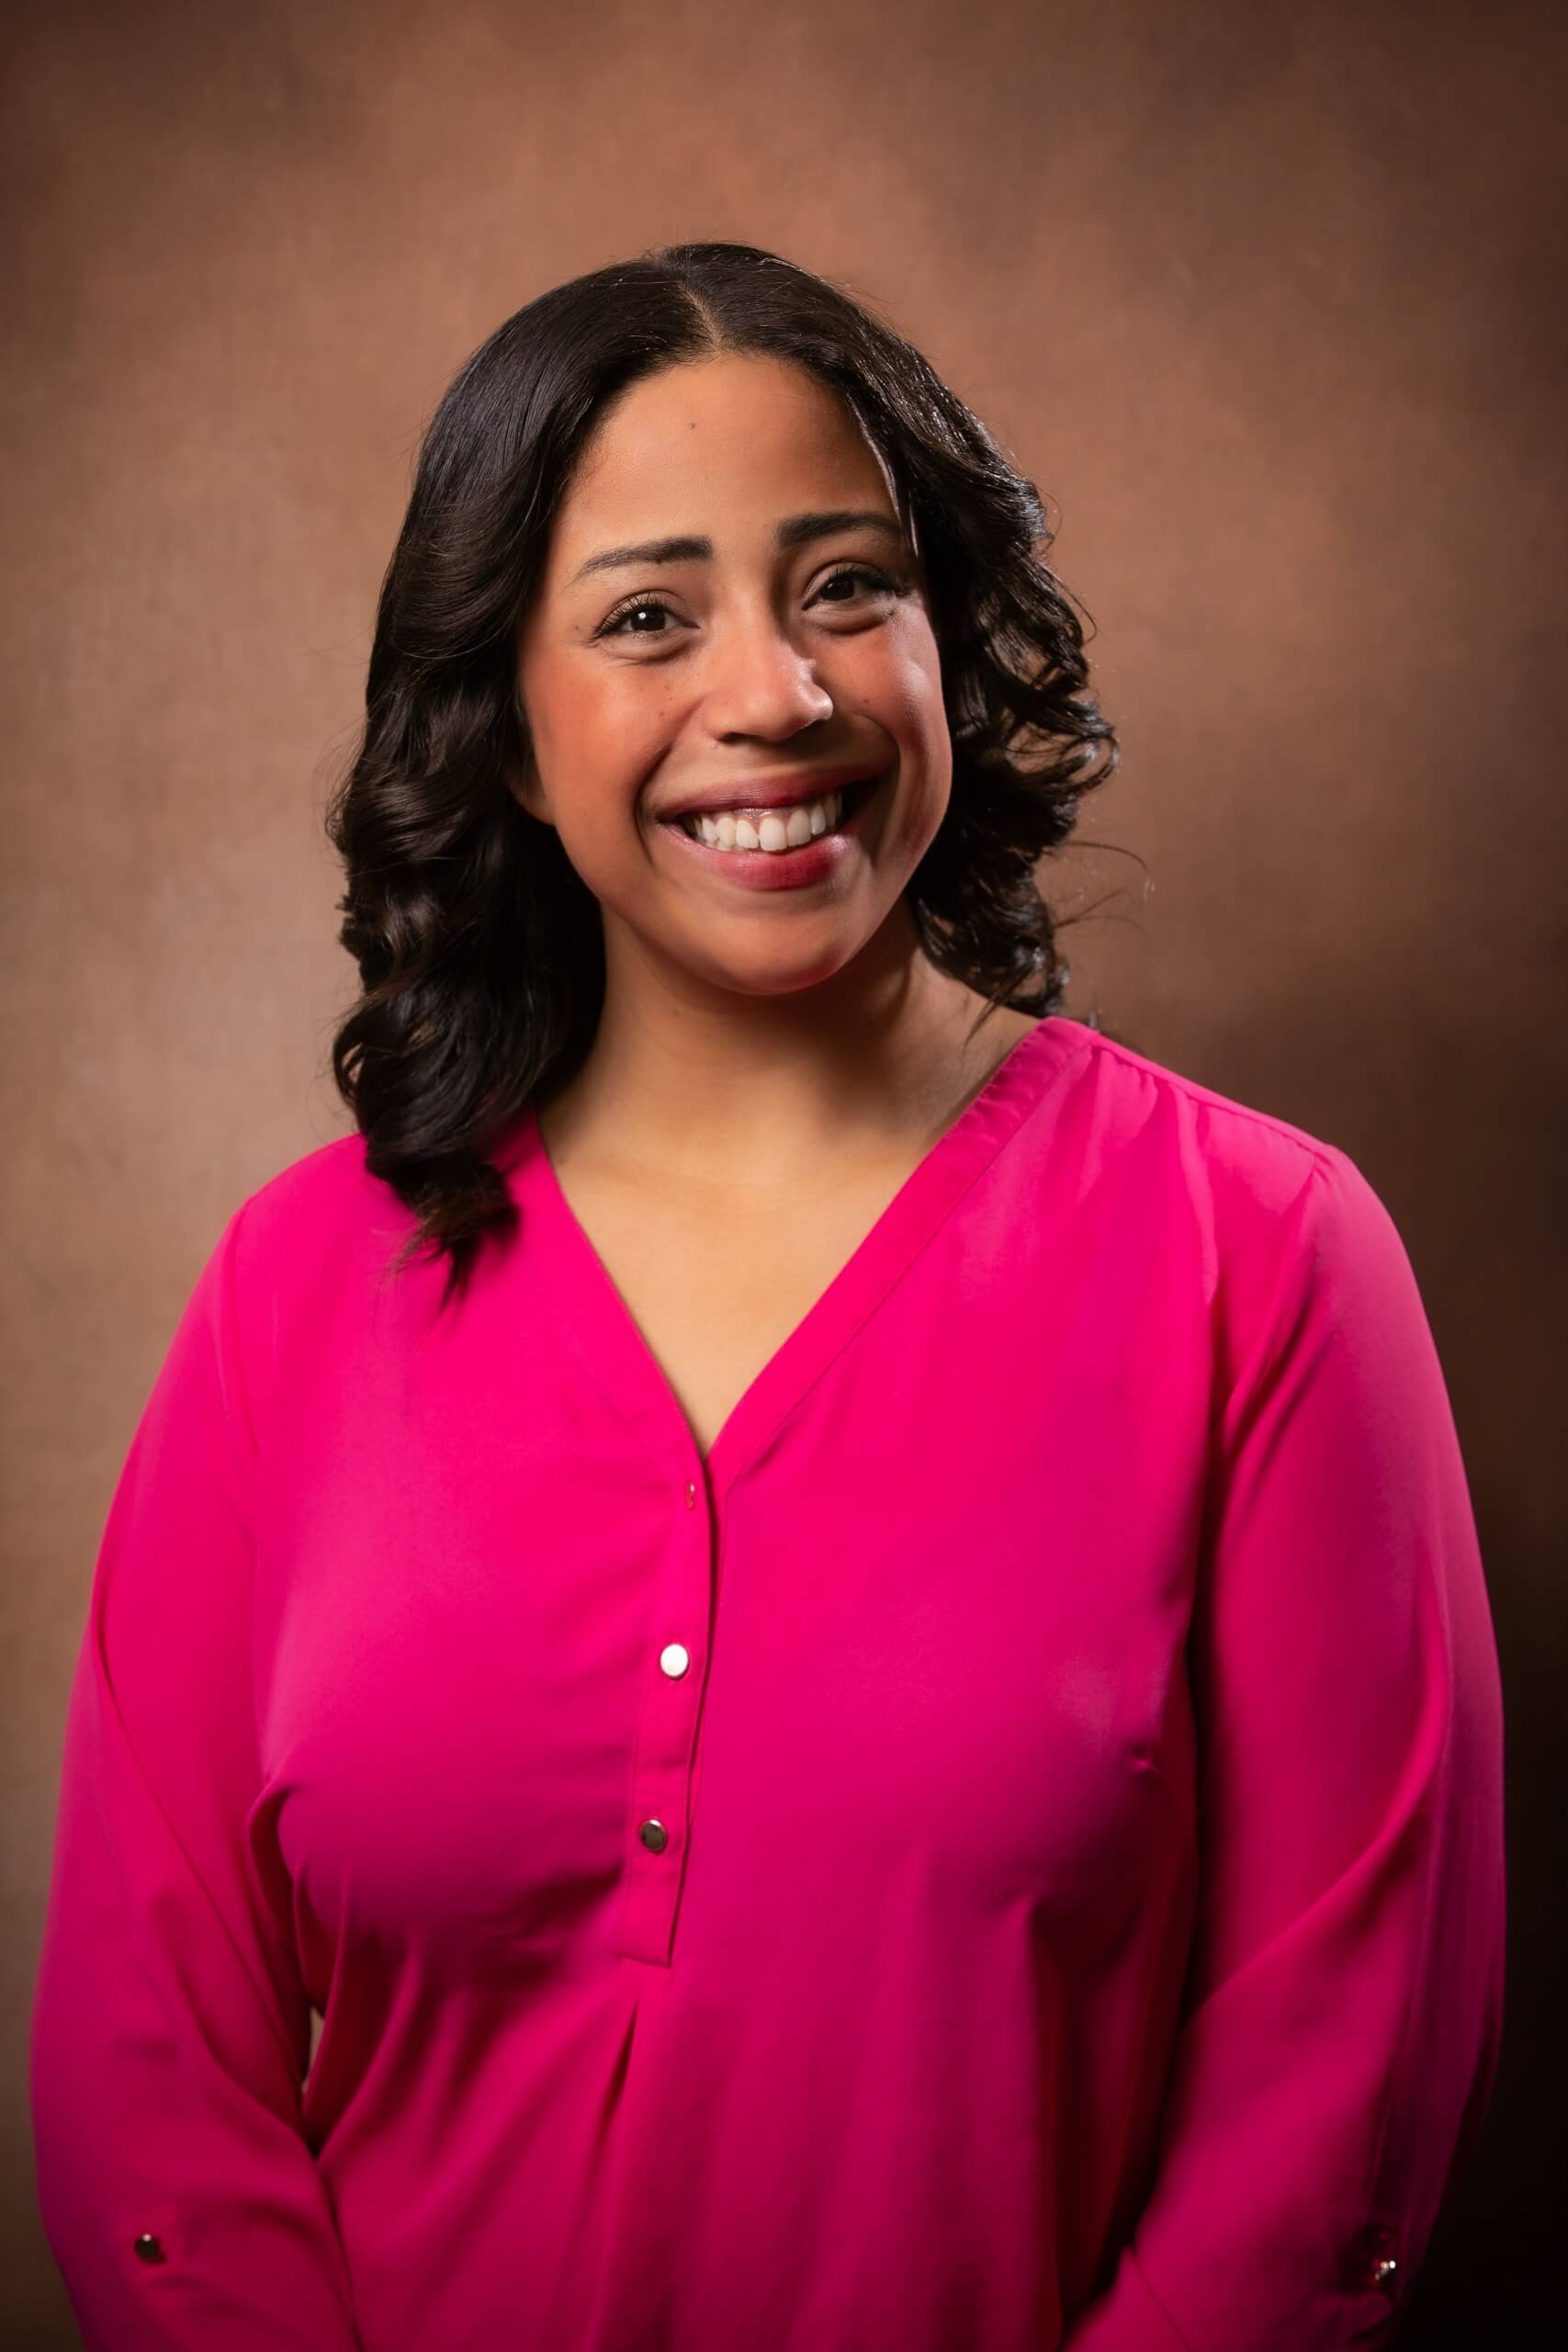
[131,2233,165,2264]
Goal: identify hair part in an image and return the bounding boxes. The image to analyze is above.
[323,241,1119,1313]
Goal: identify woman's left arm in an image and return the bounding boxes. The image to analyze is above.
[1065,1144,1506,2351]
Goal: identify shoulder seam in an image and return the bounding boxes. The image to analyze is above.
[1076,1026,1344,1173]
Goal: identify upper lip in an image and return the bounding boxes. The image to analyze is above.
[657,765,886,820]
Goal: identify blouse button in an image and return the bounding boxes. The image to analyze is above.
[1344,2223,1400,2298]
[638,1818,669,1852]
[660,1643,691,1679]
[131,2233,165,2264]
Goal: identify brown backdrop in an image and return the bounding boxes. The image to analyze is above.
[4,1,1562,2342]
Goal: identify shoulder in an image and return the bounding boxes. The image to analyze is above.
[1060,1020,1335,1180]
[212,1125,423,1336]
[1043,1020,1412,1329]
[1054,1017,1387,1224]
[230,1124,400,1270]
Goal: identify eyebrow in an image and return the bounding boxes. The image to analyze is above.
[568,509,908,586]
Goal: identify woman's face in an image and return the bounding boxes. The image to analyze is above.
[513,352,953,1001]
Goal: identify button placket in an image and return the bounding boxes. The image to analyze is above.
[618,1465,716,1965]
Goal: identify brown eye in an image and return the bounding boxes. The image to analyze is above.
[596,595,679,639]
[814,564,896,604]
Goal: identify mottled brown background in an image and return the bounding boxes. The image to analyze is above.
[4,0,1562,2343]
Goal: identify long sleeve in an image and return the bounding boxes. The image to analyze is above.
[29,1200,362,2349]
[1064,1143,1506,2350]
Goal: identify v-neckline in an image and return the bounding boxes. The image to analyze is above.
[501,1015,1085,1498]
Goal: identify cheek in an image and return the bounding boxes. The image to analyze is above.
[526,680,667,852]
[857,620,949,761]
[858,632,953,833]
[532,675,630,777]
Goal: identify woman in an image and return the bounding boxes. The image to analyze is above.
[30,242,1505,2350]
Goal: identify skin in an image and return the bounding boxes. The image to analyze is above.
[511,350,1038,1199]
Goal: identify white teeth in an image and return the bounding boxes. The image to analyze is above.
[679,788,847,852]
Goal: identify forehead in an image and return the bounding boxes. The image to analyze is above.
[548,354,900,561]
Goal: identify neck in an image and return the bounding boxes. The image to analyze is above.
[536,900,1030,1192]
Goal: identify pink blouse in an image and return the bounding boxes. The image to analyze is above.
[30,1014,1505,2349]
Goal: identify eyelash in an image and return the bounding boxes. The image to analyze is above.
[595,562,899,640]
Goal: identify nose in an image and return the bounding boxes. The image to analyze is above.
[700,612,837,742]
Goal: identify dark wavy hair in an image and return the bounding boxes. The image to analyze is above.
[324,240,1119,1309]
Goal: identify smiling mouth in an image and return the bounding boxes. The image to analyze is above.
[662,775,877,853]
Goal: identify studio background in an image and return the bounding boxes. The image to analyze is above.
[3,1,1562,2343]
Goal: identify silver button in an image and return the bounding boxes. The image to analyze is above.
[1371,2256,1398,2294]
[638,1818,669,1852]
[132,2233,164,2265]
[660,1643,690,1679]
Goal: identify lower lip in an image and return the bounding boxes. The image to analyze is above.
[658,775,884,892]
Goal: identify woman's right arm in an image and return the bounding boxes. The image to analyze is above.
[29,1199,363,2349]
